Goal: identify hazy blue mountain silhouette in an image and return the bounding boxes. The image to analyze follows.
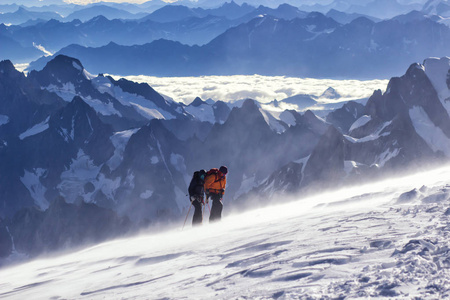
[28,13,450,78]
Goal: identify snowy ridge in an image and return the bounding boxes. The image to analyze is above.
[92,76,175,121]
[107,129,139,171]
[184,102,215,123]
[348,121,392,143]
[3,166,450,298]
[259,108,286,133]
[410,105,450,156]
[20,168,48,211]
[423,57,450,117]
[349,115,371,132]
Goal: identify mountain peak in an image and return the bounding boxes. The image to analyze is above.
[222,1,239,8]
[44,55,85,75]
[278,3,296,9]
[16,6,29,13]
[89,15,109,23]
[32,55,94,88]
[241,98,259,111]
[216,99,267,134]
[0,60,17,75]
[307,11,325,19]
[349,16,375,27]
[0,60,24,83]
[321,87,341,99]
[68,95,91,112]
[190,97,205,107]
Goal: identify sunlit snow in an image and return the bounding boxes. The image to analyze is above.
[3,166,450,298]
[410,106,450,156]
[373,148,401,167]
[349,115,371,132]
[44,83,77,102]
[184,104,216,123]
[423,57,450,117]
[20,168,48,210]
[107,129,139,171]
[259,108,286,133]
[92,76,175,120]
[58,149,101,204]
[347,121,392,143]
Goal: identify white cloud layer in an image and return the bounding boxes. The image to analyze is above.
[117,74,389,105]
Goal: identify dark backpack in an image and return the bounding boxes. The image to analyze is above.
[188,170,205,197]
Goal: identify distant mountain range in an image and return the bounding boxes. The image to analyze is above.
[0,6,63,25]
[3,1,447,74]
[0,2,316,55]
[27,11,450,78]
[2,15,234,53]
[2,54,450,259]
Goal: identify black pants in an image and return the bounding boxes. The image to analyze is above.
[192,197,203,226]
[209,193,223,222]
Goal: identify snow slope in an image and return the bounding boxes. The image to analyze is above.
[2,166,450,299]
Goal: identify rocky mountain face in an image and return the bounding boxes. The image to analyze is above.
[247,57,450,202]
[2,55,450,261]
[326,101,365,133]
[0,55,328,260]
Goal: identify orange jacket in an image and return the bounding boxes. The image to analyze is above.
[204,169,227,195]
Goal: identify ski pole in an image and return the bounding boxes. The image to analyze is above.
[182,204,192,231]
[202,203,205,222]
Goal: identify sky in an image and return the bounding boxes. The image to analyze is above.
[46,0,429,4]
[1,0,428,7]
[62,0,169,3]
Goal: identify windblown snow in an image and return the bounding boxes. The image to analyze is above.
[3,166,450,299]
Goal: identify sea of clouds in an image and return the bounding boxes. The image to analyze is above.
[118,74,389,105]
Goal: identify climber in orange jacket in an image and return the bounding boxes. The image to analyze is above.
[204,166,228,222]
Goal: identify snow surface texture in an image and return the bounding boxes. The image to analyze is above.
[3,166,450,299]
